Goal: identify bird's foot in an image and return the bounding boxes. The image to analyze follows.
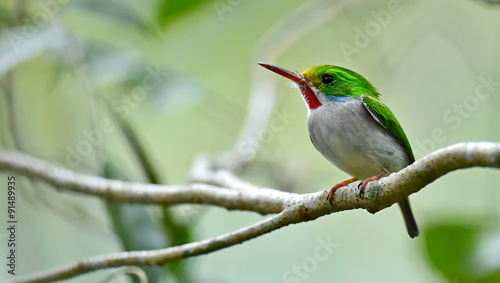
[327,178,357,206]
[357,171,386,199]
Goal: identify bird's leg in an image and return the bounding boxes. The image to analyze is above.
[327,177,358,205]
[358,170,386,199]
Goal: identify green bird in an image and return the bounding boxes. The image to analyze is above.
[259,62,419,238]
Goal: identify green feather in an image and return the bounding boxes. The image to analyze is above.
[361,95,415,163]
[303,65,381,99]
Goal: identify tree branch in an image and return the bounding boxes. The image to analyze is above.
[2,142,500,282]
[0,151,290,215]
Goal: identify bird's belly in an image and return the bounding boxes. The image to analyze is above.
[308,99,409,180]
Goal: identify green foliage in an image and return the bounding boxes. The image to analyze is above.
[103,161,166,283]
[0,5,13,28]
[423,221,500,283]
[157,0,207,26]
[73,0,148,29]
[104,115,194,282]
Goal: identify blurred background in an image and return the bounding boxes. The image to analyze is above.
[1,0,500,282]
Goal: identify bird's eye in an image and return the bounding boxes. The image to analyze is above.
[321,74,335,85]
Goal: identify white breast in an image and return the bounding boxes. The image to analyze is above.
[307,98,409,180]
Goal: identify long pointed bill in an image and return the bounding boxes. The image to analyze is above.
[258,62,307,85]
[258,62,322,110]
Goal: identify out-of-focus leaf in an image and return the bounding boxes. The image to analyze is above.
[480,0,500,4]
[108,115,194,282]
[113,115,163,184]
[161,209,193,283]
[72,0,148,30]
[423,221,500,283]
[0,26,63,76]
[44,39,138,95]
[149,75,204,114]
[157,0,207,26]
[103,161,166,283]
[0,5,14,28]
[82,41,140,89]
[424,223,477,282]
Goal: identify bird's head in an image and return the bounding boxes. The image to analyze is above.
[259,63,380,110]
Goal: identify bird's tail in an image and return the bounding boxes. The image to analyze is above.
[398,198,419,238]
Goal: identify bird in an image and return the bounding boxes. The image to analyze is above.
[259,62,419,238]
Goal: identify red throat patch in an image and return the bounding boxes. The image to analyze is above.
[300,85,322,110]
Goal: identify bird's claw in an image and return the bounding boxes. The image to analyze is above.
[358,182,366,199]
[326,188,336,206]
[327,184,344,206]
[357,171,385,200]
[326,178,358,206]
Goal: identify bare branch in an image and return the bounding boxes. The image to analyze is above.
[0,151,289,215]
[1,142,500,282]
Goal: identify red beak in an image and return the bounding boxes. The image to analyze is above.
[258,62,307,85]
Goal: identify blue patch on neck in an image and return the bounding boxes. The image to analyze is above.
[326,95,353,103]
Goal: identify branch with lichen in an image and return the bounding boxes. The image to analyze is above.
[1,142,500,283]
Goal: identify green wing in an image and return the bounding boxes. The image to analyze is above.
[362,95,415,163]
